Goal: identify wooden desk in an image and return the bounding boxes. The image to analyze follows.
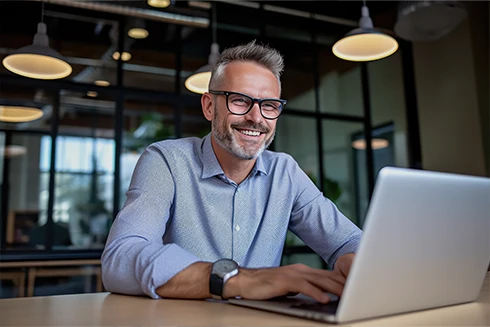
[0,272,488,326]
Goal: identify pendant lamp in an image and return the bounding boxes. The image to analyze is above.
[128,18,149,40]
[332,1,398,62]
[352,138,389,150]
[2,18,72,80]
[0,105,44,123]
[185,3,219,94]
[2,145,27,158]
[147,0,172,8]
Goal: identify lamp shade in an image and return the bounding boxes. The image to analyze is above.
[352,138,389,150]
[185,43,219,94]
[2,22,72,79]
[112,51,132,61]
[184,64,213,94]
[0,105,44,123]
[333,5,398,62]
[333,28,398,62]
[128,27,149,39]
[147,0,171,8]
[394,1,467,42]
[2,145,27,158]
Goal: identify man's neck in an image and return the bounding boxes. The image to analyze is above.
[210,136,257,185]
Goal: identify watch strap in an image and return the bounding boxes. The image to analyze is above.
[209,273,224,299]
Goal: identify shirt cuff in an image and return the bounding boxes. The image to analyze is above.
[330,235,362,268]
[138,244,202,299]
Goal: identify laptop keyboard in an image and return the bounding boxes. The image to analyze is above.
[290,301,339,315]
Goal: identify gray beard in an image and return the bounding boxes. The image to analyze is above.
[212,104,275,160]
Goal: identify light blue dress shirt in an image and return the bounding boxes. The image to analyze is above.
[101,134,362,299]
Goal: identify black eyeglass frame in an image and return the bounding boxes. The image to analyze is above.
[209,90,287,120]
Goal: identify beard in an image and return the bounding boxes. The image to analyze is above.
[212,104,275,160]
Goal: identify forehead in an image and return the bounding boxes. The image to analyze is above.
[222,61,280,98]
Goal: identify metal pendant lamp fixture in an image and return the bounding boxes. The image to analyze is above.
[185,2,219,94]
[0,105,44,123]
[332,1,399,62]
[352,138,389,150]
[2,2,72,80]
[147,0,172,8]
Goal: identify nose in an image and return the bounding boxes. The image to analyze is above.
[243,101,263,124]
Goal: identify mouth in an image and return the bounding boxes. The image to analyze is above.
[234,128,264,138]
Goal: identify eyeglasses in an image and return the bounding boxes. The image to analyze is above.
[209,90,287,120]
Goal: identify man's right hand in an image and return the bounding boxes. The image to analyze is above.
[223,263,346,303]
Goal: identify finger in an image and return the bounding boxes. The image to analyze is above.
[324,270,347,284]
[290,266,346,296]
[300,265,347,285]
[304,269,346,285]
[292,281,331,303]
[306,273,345,296]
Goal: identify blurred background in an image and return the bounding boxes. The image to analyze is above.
[0,0,488,298]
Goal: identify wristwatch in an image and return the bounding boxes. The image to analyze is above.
[209,259,239,300]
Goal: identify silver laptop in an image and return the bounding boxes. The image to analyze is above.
[229,166,490,323]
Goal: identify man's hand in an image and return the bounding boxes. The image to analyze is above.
[223,263,347,303]
[334,253,356,278]
[156,256,355,302]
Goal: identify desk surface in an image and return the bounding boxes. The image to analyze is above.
[1,272,488,326]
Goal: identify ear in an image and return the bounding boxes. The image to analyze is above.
[201,93,214,122]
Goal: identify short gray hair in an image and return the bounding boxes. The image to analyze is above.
[209,40,284,93]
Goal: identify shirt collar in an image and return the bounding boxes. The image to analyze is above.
[200,134,268,179]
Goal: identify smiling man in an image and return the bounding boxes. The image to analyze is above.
[101,40,362,303]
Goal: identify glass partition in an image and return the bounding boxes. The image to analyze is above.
[322,120,368,226]
[1,132,50,250]
[51,89,117,249]
[317,44,364,116]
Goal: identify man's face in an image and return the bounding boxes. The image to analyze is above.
[209,61,280,160]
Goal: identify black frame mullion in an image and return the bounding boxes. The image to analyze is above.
[312,32,325,194]
[46,90,60,251]
[400,41,423,170]
[360,63,375,200]
[113,17,125,217]
[0,132,12,249]
[174,25,183,138]
[113,91,123,217]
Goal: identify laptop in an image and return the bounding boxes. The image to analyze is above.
[228,166,490,323]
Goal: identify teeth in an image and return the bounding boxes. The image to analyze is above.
[239,129,260,136]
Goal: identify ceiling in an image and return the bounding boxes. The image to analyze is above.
[0,0,401,135]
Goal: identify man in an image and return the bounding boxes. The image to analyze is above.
[101,40,362,303]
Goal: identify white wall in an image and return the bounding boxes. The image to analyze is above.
[412,18,487,177]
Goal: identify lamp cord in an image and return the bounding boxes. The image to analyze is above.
[41,1,44,22]
[211,2,217,44]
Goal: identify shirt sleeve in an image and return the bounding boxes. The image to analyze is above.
[101,144,201,299]
[287,162,363,268]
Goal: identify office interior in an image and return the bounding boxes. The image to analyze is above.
[0,0,488,298]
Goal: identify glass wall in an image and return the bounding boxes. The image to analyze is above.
[0,0,412,296]
[322,120,367,225]
[1,133,50,250]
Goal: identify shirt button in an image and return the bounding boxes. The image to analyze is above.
[235,225,240,232]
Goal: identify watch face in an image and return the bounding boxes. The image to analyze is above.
[213,259,238,277]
